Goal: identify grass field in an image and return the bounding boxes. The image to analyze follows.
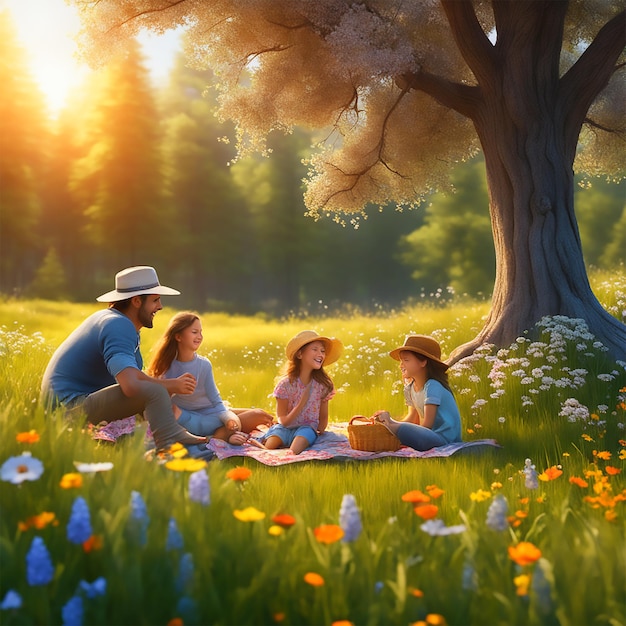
[0,269,624,625]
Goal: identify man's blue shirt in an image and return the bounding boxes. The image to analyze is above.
[41,309,142,405]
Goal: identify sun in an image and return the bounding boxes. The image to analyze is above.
[1,0,88,117]
[1,0,184,118]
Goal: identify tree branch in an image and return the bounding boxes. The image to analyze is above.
[560,10,626,133]
[440,0,496,86]
[396,70,481,119]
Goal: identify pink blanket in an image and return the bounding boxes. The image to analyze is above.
[207,424,500,466]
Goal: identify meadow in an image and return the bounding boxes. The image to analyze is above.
[0,269,625,626]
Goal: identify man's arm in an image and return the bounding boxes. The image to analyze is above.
[116,367,196,397]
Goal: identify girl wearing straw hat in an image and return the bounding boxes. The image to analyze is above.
[374,335,462,451]
[263,330,343,455]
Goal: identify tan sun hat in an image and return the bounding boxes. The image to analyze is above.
[96,266,180,302]
[286,330,343,366]
[389,334,448,369]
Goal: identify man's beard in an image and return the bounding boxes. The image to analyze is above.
[138,303,154,328]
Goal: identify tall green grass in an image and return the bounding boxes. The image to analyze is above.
[0,270,624,626]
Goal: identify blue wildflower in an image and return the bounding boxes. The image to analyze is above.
[166,517,184,552]
[374,581,384,594]
[79,577,107,599]
[61,595,83,626]
[176,552,195,594]
[0,589,22,610]
[176,596,199,624]
[532,558,554,615]
[486,494,509,531]
[462,560,478,592]
[188,469,210,505]
[26,536,54,586]
[126,491,150,547]
[339,494,362,542]
[523,458,539,489]
[67,496,92,544]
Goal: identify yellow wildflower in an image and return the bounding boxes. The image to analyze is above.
[233,507,265,522]
[59,473,83,489]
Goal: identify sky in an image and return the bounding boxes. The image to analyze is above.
[0,0,183,117]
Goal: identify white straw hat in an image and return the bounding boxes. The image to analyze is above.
[96,266,180,302]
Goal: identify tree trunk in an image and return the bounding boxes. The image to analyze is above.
[443,0,626,363]
[449,112,626,362]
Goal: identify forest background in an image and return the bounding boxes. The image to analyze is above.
[1,9,624,317]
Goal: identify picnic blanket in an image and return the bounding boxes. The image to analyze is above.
[207,423,500,466]
[92,419,500,464]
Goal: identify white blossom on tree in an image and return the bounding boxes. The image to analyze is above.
[72,0,626,360]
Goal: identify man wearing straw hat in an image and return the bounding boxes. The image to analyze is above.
[41,266,208,450]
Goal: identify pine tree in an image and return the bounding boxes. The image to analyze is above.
[0,10,48,294]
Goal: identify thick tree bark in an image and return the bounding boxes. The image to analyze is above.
[436,0,626,363]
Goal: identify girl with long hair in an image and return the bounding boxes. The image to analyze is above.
[263,330,342,455]
[148,312,273,445]
[374,334,462,451]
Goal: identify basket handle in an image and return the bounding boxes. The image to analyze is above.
[349,415,376,426]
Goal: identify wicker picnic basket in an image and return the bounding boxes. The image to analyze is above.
[347,416,402,452]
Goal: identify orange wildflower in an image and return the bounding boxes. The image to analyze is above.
[594,450,612,461]
[519,497,530,505]
[584,493,617,509]
[402,490,431,503]
[272,513,296,528]
[273,613,286,623]
[569,476,589,488]
[226,466,252,481]
[584,467,603,480]
[304,572,325,587]
[508,541,542,566]
[425,485,444,499]
[16,430,40,444]
[538,466,563,481]
[408,587,424,597]
[314,524,344,544]
[82,534,103,553]
[59,473,83,489]
[413,504,439,520]
[605,509,618,522]
[18,511,58,531]
[167,619,183,626]
[605,466,621,476]
[331,621,354,626]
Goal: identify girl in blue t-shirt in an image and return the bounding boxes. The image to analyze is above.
[374,334,462,451]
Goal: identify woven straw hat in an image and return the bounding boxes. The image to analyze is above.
[286,330,343,366]
[389,334,448,368]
